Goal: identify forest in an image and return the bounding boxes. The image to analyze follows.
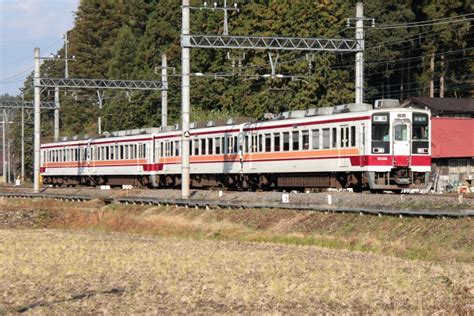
[3,0,474,179]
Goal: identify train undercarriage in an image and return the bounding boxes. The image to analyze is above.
[43,169,430,193]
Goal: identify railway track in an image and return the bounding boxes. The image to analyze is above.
[1,189,472,218]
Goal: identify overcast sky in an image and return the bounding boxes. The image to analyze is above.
[0,0,79,96]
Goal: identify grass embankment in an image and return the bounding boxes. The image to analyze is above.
[1,198,472,263]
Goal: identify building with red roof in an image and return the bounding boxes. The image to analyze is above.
[402,97,474,191]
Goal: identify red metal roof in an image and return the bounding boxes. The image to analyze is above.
[431,117,474,158]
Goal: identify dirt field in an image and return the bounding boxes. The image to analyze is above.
[1,229,473,314]
[1,197,473,313]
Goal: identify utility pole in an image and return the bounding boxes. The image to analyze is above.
[54,87,60,141]
[2,111,5,184]
[161,53,168,127]
[21,103,25,182]
[440,54,445,98]
[355,2,364,104]
[430,52,435,97]
[33,47,41,193]
[181,0,191,199]
[97,91,104,134]
[64,32,69,79]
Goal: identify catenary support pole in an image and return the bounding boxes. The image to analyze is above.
[54,86,60,141]
[161,52,168,127]
[64,32,69,79]
[97,90,104,135]
[2,111,5,184]
[21,104,25,182]
[355,2,364,104]
[181,0,191,199]
[33,47,41,193]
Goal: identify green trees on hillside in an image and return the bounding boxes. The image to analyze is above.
[8,0,474,179]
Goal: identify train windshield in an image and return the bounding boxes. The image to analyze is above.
[412,113,429,140]
[372,113,390,141]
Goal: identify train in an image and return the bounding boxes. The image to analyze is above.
[40,99,431,193]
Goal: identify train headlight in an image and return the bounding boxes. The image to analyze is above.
[373,147,385,153]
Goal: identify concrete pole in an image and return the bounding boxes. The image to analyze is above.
[97,90,104,135]
[429,52,435,98]
[54,86,60,142]
[181,0,191,199]
[440,54,445,98]
[64,32,69,79]
[7,132,10,184]
[223,0,228,35]
[21,105,25,182]
[161,52,168,127]
[355,2,364,104]
[2,111,5,184]
[34,47,41,193]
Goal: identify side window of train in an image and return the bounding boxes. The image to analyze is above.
[332,128,338,148]
[201,138,206,155]
[193,139,199,156]
[233,136,238,154]
[215,137,221,155]
[265,134,271,152]
[302,130,309,150]
[322,128,330,149]
[340,126,349,148]
[283,132,290,151]
[312,129,320,149]
[292,131,299,151]
[208,138,213,155]
[175,140,180,156]
[351,126,356,147]
[274,132,281,151]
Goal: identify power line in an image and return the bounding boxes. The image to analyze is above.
[370,14,473,30]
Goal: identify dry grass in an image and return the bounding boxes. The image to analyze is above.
[1,229,473,314]
[1,198,473,263]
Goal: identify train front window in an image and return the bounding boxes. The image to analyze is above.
[412,113,428,140]
[371,113,390,154]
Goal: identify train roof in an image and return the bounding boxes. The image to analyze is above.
[44,99,430,147]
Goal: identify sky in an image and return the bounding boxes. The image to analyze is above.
[0,0,79,96]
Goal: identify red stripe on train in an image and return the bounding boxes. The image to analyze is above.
[350,155,431,166]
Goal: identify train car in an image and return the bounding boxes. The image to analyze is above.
[40,99,431,192]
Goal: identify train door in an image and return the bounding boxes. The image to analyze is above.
[392,119,411,166]
[358,124,366,166]
[339,125,349,167]
[86,140,92,175]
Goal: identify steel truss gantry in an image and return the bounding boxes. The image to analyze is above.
[35,77,164,91]
[182,35,360,52]
[32,47,166,193]
[0,101,56,109]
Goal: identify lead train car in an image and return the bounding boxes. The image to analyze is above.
[40,101,431,192]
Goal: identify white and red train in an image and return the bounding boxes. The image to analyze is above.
[40,100,431,192]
